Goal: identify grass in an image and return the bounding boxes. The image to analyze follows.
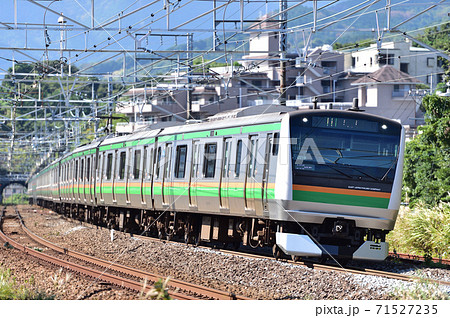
[391,276,450,300]
[139,277,172,300]
[387,202,450,262]
[0,267,55,300]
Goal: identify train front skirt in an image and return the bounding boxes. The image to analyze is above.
[276,232,388,261]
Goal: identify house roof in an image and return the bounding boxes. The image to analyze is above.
[351,65,421,85]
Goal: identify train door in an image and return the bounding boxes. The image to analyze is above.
[97,152,104,203]
[162,143,172,206]
[125,148,133,204]
[219,138,232,210]
[86,156,91,203]
[262,133,273,212]
[116,150,128,205]
[140,146,148,205]
[189,140,200,207]
[153,145,163,209]
[128,147,143,205]
[245,135,259,212]
[89,155,95,204]
[57,164,61,202]
[112,150,118,203]
[104,152,114,204]
[142,146,155,208]
[74,159,80,203]
[81,158,86,203]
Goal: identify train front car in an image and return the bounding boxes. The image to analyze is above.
[274,110,405,262]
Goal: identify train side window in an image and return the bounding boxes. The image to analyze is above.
[133,149,141,179]
[148,148,153,177]
[142,147,148,178]
[164,144,172,179]
[235,140,242,177]
[273,132,279,156]
[175,145,188,179]
[86,157,91,181]
[75,160,79,181]
[222,139,231,178]
[106,153,113,180]
[156,147,162,178]
[80,159,84,181]
[247,138,258,178]
[118,151,126,180]
[203,143,217,178]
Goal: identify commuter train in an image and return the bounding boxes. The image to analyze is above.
[28,106,405,262]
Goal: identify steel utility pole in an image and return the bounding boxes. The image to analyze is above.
[279,0,287,106]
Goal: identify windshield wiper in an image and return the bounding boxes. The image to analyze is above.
[381,158,398,181]
[349,166,380,182]
[323,164,354,179]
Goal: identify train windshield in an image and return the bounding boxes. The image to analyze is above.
[290,114,402,184]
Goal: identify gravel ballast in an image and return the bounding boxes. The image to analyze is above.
[4,205,450,300]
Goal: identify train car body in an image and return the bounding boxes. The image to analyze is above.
[28,107,405,262]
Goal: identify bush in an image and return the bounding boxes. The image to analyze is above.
[387,203,450,260]
[0,267,54,300]
[2,193,29,205]
[403,95,450,206]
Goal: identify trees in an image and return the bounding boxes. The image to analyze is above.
[416,22,450,77]
[403,95,450,205]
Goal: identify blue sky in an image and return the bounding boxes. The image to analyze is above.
[0,0,282,72]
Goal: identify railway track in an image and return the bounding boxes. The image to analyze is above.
[132,224,450,287]
[17,205,450,293]
[388,252,450,266]
[0,207,250,300]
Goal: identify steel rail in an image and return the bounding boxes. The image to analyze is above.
[389,252,450,266]
[133,227,450,287]
[0,209,194,300]
[14,209,250,300]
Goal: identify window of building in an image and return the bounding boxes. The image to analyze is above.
[379,53,394,65]
[203,143,217,178]
[427,57,435,67]
[400,63,409,74]
[321,80,332,94]
[252,80,262,87]
[321,61,337,74]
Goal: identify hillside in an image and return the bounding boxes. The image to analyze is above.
[87,0,450,75]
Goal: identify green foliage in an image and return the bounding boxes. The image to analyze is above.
[416,22,450,76]
[139,278,172,300]
[3,194,29,205]
[333,39,372,51]
[0,267,55,300]
[387,203,450,260]
[403,95,450,206]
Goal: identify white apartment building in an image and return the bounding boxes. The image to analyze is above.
[116,17,442,134]
[350,39,445,89]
